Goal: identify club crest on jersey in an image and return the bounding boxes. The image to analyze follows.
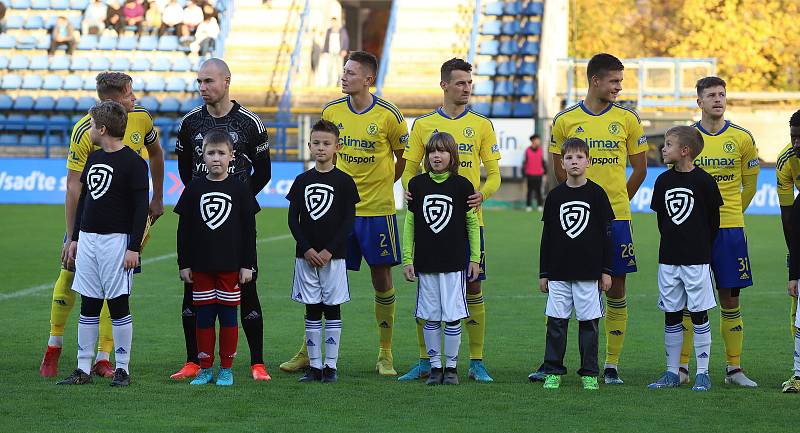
[463,127,475,138]
[200,192,232,230]
[304,183,334,220]
[723,141,736,153]
[228,131,239,143]
[665,188,694,225]
[559,201,590,239]
[423,194,453,234]
[87,164,114,199]
[608,122,622,135]
[366,123,378,136]
[130,132,142,145]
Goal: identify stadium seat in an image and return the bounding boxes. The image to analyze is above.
[145,77,166,92]
[523,21,542,35]
[478,40,499,56]
[22,74,44,90]
[0,95,12,110]
[31,0,50,10]
[523,2,545,15]
[34,97,56,111]
[9,54,31,70]
[172,56,192,72]
[76,96,95,111]
[29,55,49,70]
[484,2,504,16]
[516,79,536,96]
[499,40,518,55]
[90,57,111,71]
[518,61,537,76]
[0,55,7,69]
[137,35,158,51]
[497,61,517,76]
[13,96,35,110]
[180,97,203,112]
[476,61,497,76]
[49,55,71,71]
[501,20,520,35]
[5,16,24,30]
[97,35,117,50]
[20,134,41,146]
[24,16,46,30]
[49,114,70,124]
[132,77,145,92]
[130,58,151,71]
[77,35,98,50]
[480,20,501,36]
[0,35,15,49]
[138,96,159,112]
[83,77,97,91]
[44,133,66,147]
[494,80,514,96]
[55,96,77,111]
[36,35,52,50]
[191,60,202,72]
[151,57,172,72]
[157,36,179,51]
[110,57,131,71]
[62,74,83,90]
[473,81,494,96]
[491,101,513,117]
[165,77,187,92]
[159,97,181,113]
[520,41,540,56]
[470,102,491,116]
[1,74,23,90]
[70,114,84,124]
[503,1,522,15]
[70,0,89,9]
[117,36,138,50]
[11,0,32,8]
[51,0,70,9]
[0,134,18,146]
[42,74,64,90]
[185,79,197,92]
[6,114,27,130]
[70,56,90,71]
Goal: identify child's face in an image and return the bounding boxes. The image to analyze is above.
[203,142,233,175]
[561,150,589,177]
[308,131,340,163]
[428,148,451,173]
[661,135,687,164]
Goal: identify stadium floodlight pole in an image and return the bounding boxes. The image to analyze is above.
[467,0,481,65]
[375,0,398,97]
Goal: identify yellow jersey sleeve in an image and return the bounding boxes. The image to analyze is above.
[478,117,500,162]
[626,111,648,155]
[738,127,760,178]
[66,115,95,172]
[403,115,430,163]
[387,111,409,152]
[548,110,569,155]
[776,144,797,206]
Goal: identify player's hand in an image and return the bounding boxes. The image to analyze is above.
[318,249,333,266]
[180,268,193,283]
[405,190,412,204]
[239,268,253,284]
[148,198,164,223]
[467,191,484,208]
[123,250,139,271]
[403,264,416,282]
[600,273,612,292]
[539,278,549,293]
[789,280,798,297]
[467,261,480,282]
[64,241,77,269]
[304,248,324,267]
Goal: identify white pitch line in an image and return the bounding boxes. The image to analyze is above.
[0,233,293,302]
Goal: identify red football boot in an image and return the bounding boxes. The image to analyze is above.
[40,346,62,377]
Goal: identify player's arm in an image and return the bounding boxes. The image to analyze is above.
[777,164,795,247]
[388,114,410,183]
[71,181,88,243]
[789,199,800,282]
[127,162,150,254]
[478,159,501,203]
[740,134,760,211]
[249,130,272,195]
[143,132,165,222]
[600,197,615,277]
[175,125,193,187]
[401,121,425,190]
[627,152,647,200]
[538,211,550,292]
[708,181,722,245]
[549,120,566,183]
[782,205,793,248]
[402,203,416,281]
[241,192,258,271]
[64,169,82,242]
[393,148,406,183]
[474,120,502,205]
[740,174,758,212]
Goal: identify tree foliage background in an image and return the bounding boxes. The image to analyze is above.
[569,0,800,91]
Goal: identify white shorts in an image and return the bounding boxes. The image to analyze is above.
[657,264,717,313]
[415,271,469,322]
[545,280,604,321]
[72,231,133,300]
[291,258,350,305]
[795,291,800,329]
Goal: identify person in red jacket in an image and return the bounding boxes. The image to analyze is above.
[522,134,547,211]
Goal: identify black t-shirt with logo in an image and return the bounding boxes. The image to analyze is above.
[407,173,474,273]
[286,167,360,259]
[174,176,259,272]
[540,179,615,281]
[650,167,723,265]
[73,146,149,252]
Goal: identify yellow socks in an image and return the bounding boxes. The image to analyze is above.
[98,302,114,354]
[375,288,396,350]
[720,306,743,367]
[415,318,427,358]
[49,269,76,338]
[680,309,693,366]
[466,292,486,360]
[604,296,628,367]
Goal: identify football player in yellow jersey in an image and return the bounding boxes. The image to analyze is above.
[677,77,759,387]
[396,58,500,383]
[39,72,164,378]
[535,53,648,385]
[280,51,408,376]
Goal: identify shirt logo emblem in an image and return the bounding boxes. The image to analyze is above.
[366,123,379,135]
[194,133,203,140]
[559,201,590,239]
[130,132,142,145]
[575,126,584,133]
[304,183,334,220]
[229,131,239,143]
[608,122,622,135]
[723,141,736,153]
[463,127,475,138]
[423,194,453,234]
[665,188,694,225]
[86,164,114,199]
[200,192,233,230]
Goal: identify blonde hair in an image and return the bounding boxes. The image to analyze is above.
[666,125,704,158]
[423,132,460,175]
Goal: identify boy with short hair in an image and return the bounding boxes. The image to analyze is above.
[648,126,723,392]
[57,101,149,387]
[535,137,613,390]
[174,130,258,386]
[286,119,359,383]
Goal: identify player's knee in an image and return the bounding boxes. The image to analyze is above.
[305,303,323,321]
[106,295,130,320]
[322,304,341,321]
[665,311,683,326]
[578,318,599,331]
[370,265,392,291]
[466,281,482,295]
[218,305,237,327]
[445,320,460,327]
[79,295,104,317]
[690,310,709,326]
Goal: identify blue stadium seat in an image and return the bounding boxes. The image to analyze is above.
[184,79,196,92]
[62,74,83,90]
[6,114,27,130]
[42,74,64,90]
[180,98,203,113]
[503,1,522,15]
[11,0,32,8]
[70,56,90,71]
[494,80,514,96]
[0,134,18,146]
[130,58,151,71]
[55,96,77,111]
[499,40,518,55]
[51,0,69,9]
[13,96,35,110]
[36,35,52,50]
[0,55,7,69]
[34,96,56,111]
[151,57,172,72]
[111,57,131,71]
[0,113,5,129]
[29,55,49,70]
[70,114,84,124]
[501,20,520,35]
[45,15,59,28]
[18,36,37,51]
[0,95,12,110]
[515,79,536,96]
[9,54,31,70]
[20,134,42,145]
[191,60,202,72]
[0,35,15,49]
[478,40,499,56]
[90,57,111,71]
[77,35,98,50]
[76,96,95,111]
[97,35,117,50]
[470,102,491,116]
[50,55,71,71]
[137,35,158,51]
[83,77,97,91]
[157,36,179,51]
[165,77,187,92]
[132,77,145,92]
[523,2,545,15]
[523,21,541,35]
[145,77,166,92]
[520,40,539,56]
[1,74,23,90]
[22,74,44,90]
[473,80,494,96]
[70,16,83,28]
[518,61,537,76]
[480,20,501,36]
[491,101,513,117]
[484,2,504,16]
[138,96,159,112]
[24,16,46,30]
[159,97,181,112]
[497,61,517,76]
[172,56,192,72]
[117,36,138,50]
[44,133,66,147]
[70,0,89,9]
[31,0,50,10]
[5,16,24,30]
[476,61,497,76]
[49,114,70,125]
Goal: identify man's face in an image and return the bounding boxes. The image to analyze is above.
[197,65,230,104]
[697,85,726,119]
[341,60,372,94]
[790,125,800,156]
[108,82,135,112]
[441,70,472,106]
[591,69,623,103]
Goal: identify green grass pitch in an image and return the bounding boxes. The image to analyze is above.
[0,204,797,432]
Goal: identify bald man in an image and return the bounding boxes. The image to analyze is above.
[172,58,273,381]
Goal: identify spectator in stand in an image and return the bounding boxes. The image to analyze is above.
[106,0,124,35]
[160,0,183,36]
[49,16,76,56]
[181,0,204,39]
[1,1,8,34]
[201,2,218,20]
[82,0,108,35]
[191,14,219,57]
[522,134,547,212]
[123,0,145,34]
[143,0,161,35]
[322,17,349,87]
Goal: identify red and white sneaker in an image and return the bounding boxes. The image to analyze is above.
[91,360,115,378]
[40,346,62,377]
[169,362,200,379]
[251,364,272,381]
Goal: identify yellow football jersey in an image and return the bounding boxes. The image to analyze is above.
[322,95,408,216]
[693,121,760,228]
[776,144,800,207]
[403,108,500,225]
[549,102,647,220]
[66,105,157,172]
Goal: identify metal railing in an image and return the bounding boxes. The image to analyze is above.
[274,0,310,160]
[375,0,399,97]
[467,0,482,64]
